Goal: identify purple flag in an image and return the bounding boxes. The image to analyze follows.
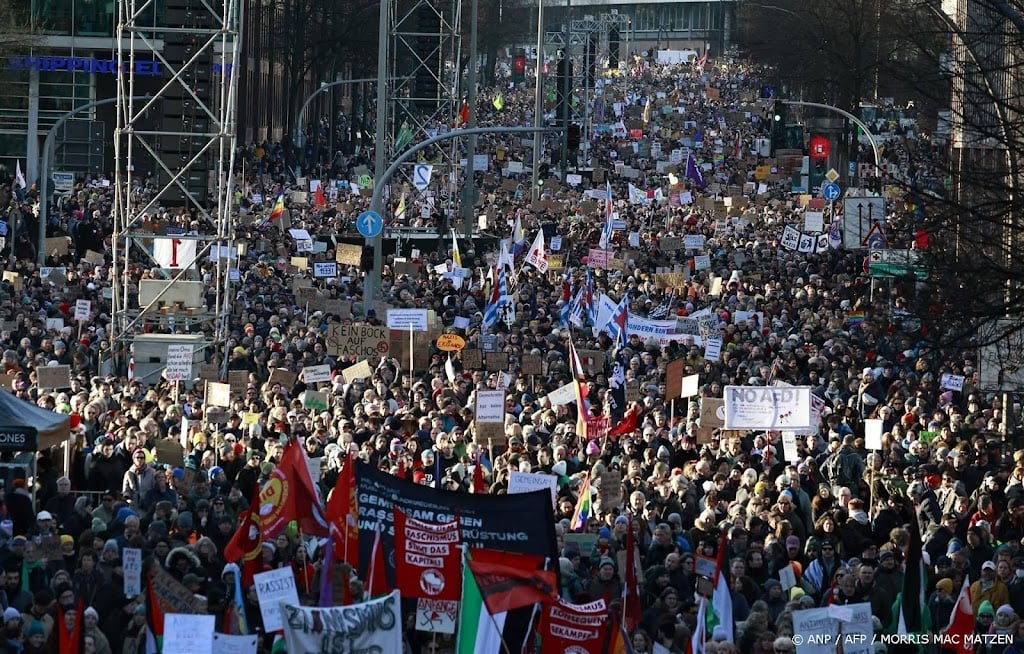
[686,153,706,189]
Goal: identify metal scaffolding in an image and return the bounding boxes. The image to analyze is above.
[385,0,463,223]
[112,0,242,360]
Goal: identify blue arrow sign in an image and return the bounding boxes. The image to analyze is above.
[822,182,841,202]
[356,210,383,238]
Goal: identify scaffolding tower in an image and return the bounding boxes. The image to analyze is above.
[385,0,463,224]
[112,0,242,369]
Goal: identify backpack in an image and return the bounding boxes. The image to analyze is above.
[823,449,857,488]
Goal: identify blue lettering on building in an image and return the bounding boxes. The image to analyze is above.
[8,56,235,77]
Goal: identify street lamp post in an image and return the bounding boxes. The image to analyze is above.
[293,77,381,175]
[530,0,546,200]
[38,96,149,264]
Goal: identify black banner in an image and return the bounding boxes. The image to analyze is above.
[0,427,37,452]
[355,461,557,585]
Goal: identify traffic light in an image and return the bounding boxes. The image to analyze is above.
[512,50,526,83]
[608,27,620,68]
[567,124,581,151]
[537,162,550,186]
[771,100,787,149]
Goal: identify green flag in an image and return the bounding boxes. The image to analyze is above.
[395,121,414,152]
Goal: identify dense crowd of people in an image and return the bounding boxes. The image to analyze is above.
[0,46,1015,654]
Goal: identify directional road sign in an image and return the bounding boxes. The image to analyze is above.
[357,210,383,238]
[822,182,841,202]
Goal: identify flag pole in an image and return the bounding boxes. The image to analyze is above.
[458,544,513,654]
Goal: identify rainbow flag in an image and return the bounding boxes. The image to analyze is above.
[847,311,866,324]
[268,193,284,224]
[604,614,635,654]
[570,475,592,532]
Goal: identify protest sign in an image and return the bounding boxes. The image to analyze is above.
[254,567,299,632]
[163,614,215,654]
[724,386,814,431]
[508,471,558,508]
[280,592,402,654]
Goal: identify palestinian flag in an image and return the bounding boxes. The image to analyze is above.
[146,572,165,652]
[705,531,734,641]
[457,548,556,654]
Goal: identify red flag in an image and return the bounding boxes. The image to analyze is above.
[366,522,390,597]
[608,404,640,437]
[393,507,461,601]
[457,101,470,126]
[326,457,359,565]
[57,599,84,653]
[945,577,973,654]
[467,548,558,614]
[540,598,610,654]
[314,184,327,208]
[472,453,486,494]
[257,438,329,538]
[622,517,642,633]
[224,486,264,585]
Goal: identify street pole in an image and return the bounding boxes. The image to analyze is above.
[364,125,562,315]
[531,0,545,200]
[560,0,572,176]
[463,0,479,237]
[781,100,881,183]
[38,96,148,264]
[364,0,389,310]
[293,77,383,176]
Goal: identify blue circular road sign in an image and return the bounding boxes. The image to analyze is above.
[356,210,383,238]
[822,182,841,202]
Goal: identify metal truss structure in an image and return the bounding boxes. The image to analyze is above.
[112,0,242,357]
[385,0,463,222]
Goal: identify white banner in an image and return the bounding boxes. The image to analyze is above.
[546,382,577,407]
[792,603,874,654]
[508,471,558,507]
[387,309,430,332]
[281,591,402,654]
[153,237,198,269]
[723,386,814,431]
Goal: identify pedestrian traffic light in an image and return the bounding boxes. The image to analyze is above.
[771,101,787,149]
[567,124,581,151]
[360,246,374,272]
[512,50,526,83]
[537,162,550,185]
